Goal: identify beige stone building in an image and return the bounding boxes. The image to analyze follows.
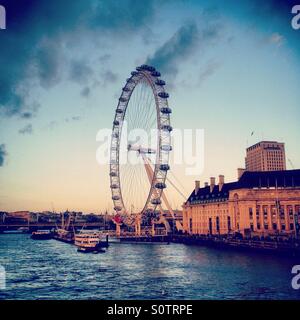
[182,170,300,237]
[245,141,286,172]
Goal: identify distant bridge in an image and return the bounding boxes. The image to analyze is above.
[0,222,107,231]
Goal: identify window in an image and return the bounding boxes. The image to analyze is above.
[216,216,220,233]
[256,206,260,218]
[209,218,212,235]
[227,216,231,231]
[257,223,261,230]
[263,206,268,217]
[280,207,285,219]
[271,206,277,220]
[249,208,253,220]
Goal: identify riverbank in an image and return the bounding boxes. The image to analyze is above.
[172,234,300,257]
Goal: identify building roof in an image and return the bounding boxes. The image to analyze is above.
[186,169,300,205]
[246,140,284,151]
[238,170,300,188]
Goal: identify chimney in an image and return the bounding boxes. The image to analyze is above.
[204,182,209,187]
[237,168,245,180]
[218,175,224,191]
[210,177,215,193]
[195,180,200,195]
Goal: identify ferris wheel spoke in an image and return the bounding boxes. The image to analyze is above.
[137,81,151,129]
[139,91,155,133]
[143,87,154,123]
[142,112,156,140]
[141,89,156,128]
[143,101,156,133]
[133,82,147,129]
[126,89,134,127]
[130,85,143,130]
[128,82,140,129]
[127,93,137,130]
[122,166,136,211]
[127,100,136,131]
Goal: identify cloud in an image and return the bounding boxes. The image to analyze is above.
[81,87,91,98]
[18,124,33,135]
[21,110,38,119]
[44,120,58,131]
[90,0,155,31]
[0,0,88,118]
[101,70,118,84]
[146,22,199,77]
[69,60,94,85]
[0,144,7,167]
[146,21,220,80]
[88,70,118,92]
[99,54,111,63]
[0,0,157,118]
[199,61,221,86]
[35,39,63,88]
[1,0,299,121]
[64,116,82,123]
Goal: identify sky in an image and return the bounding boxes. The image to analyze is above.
[0,0,300,213]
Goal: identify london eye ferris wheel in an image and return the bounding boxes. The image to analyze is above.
[109,65,172,226]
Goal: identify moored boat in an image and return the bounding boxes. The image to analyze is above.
[19,227,30,233]
[53,228,75,243]
[53,211,75,243]
[31,230,53,240]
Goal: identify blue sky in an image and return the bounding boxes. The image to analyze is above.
[0,0,299,212]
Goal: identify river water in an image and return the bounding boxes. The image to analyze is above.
[0,233,299,300]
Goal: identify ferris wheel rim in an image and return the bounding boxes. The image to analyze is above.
[109,65,172,221]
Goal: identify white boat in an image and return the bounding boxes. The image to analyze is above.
[75,231,108,253]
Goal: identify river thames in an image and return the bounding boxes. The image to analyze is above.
[0,233,299,300]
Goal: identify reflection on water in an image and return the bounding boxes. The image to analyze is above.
[0,234,300,300]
